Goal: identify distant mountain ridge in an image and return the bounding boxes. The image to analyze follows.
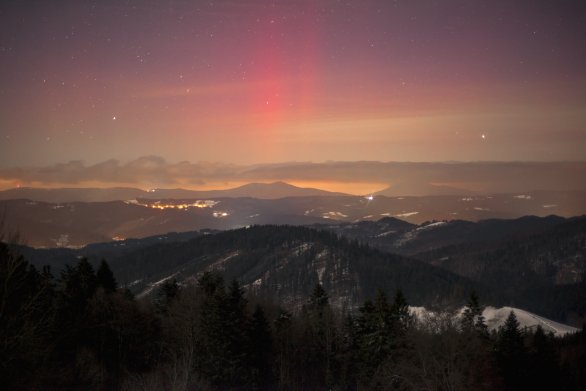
[2,190,585,247]
[318,214,572,256]
[375,182,478,197]
[0,187,146,203]
[0,182,348,203]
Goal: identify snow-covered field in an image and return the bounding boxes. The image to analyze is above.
[410,305,578,336]
[482,306,578,336]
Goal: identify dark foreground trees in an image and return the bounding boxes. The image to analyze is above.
[0,244,160,390]
[2,245,586,390]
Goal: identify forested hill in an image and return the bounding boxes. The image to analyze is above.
[24,225,477,310]
[3,240,586,390]
[312,215,586,324]
[17,217,586,323]
[414,217,586,323]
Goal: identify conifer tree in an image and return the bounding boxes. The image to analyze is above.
[302,283,337,389]
[96,259,117,293]
[224,279,249,386]
[309,283,329,308]
[73,258,98,301]
[57,257,98,320]
[496,311,528,390]
[527,325,560,390]
[391,289,414,336]
[195,272,227,385]
[461,291,488,336]
[355,290,394,386]
[155,278,179,313]
[248,305,273,390]
[273,309,294,388]
[0,243,54,389]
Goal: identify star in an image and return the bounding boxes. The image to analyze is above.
[112,116,117,120]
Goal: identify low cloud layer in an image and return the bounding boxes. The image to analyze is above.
[1,156,585,194]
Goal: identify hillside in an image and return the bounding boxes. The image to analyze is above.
[318,215,571,256]
[313,216,586,324]
[23,225,477,311]
[413,218,586,323]
[17,215,586,323]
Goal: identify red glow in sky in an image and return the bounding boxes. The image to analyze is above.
[1,0,585,170]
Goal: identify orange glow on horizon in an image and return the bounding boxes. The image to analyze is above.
[285,181,388,195]
[0,179,389,197]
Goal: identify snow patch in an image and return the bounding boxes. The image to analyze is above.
[128,279,142,287]
[316,249,329,259]
[395,230,418,246]
[322,211,349,219]
[293,243,313,255]
[375,230,396,237]
[417,221,447,231]
[411,306,578,336]
[208,251,240,271]
[482,306,577,336]
[137,272,179,298]
[396,211,419,218]
[317,267,326,285]
[513,194,532,200]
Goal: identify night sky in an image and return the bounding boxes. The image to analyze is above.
[1,0,585,191]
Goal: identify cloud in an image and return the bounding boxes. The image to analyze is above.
[0,157,252,188]
[0,157,585,194]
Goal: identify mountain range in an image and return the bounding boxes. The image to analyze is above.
[320,216,586,325]
[18,225,478,311]
[16,215,586,327]
[0,182,346,203]
[1,183,584,247]
[3,181,585,329]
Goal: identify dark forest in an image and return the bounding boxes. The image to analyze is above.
[2,242,585,390]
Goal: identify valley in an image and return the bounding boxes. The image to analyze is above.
[2,185,584,248]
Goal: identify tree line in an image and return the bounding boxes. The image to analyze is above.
[1,242,585,390]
